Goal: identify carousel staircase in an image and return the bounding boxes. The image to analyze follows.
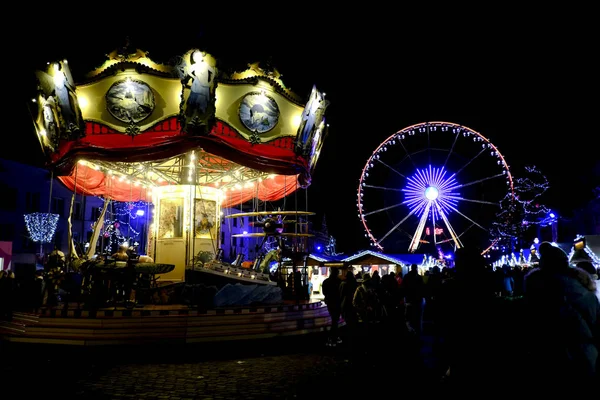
[0,301,337,346]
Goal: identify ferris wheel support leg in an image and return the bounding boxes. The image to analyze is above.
[438,208,462,249]
[409,202,432,252]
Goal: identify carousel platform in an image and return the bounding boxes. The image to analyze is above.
[0,300,336,346]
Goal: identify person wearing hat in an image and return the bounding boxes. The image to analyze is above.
[352,272,378,326]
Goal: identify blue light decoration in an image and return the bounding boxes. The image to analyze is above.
[402,165,462,252]
[24,212,60,243]
[491,165,551,248]
[98,198,150,254]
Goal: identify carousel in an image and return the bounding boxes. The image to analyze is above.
[1,43,334,345]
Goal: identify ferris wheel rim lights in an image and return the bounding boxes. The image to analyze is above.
[357,121,515,253]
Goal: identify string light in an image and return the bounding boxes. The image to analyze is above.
[491,165,551,248]
[95,199,151,254]
[568,234,600,268]
[24,212,60,243]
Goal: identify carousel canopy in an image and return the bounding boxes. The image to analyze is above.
[31,45,329,205]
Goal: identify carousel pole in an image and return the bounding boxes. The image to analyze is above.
[254,180,259,259]
[66,163,79,272]
[128,182,133,241]
[144,188,149,255]
[282,175,296,298]
[191,181,196,268]
[42,170,55,256]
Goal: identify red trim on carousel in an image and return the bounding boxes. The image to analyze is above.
[49,117,309,180]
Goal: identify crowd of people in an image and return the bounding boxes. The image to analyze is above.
[2,241,599,392]
[321,243,600,392]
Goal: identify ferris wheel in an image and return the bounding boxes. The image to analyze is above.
[357,121,514,255]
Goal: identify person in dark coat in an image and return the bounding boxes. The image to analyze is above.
[322,267,342,346]
[524,243,600,384]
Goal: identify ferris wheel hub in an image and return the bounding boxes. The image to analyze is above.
[425,186,439,201]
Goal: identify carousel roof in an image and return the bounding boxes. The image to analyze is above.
[30,46,329,205]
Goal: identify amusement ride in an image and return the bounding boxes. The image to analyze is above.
[0,41,337,346]
[357,121,515,256]
[27,41,329,301]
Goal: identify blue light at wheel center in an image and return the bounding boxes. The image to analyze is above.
[402,165,461,217]
[425,186,439,201]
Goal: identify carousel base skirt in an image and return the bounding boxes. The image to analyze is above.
[0,300,339,346]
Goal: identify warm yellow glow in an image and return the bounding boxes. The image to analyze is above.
[53,64,63,86]
[78,94,89,110]
[39,129,46,136]
[86,49,172,78]
[292,114,302,128]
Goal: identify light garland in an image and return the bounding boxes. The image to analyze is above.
[97,200,151,254]
[24,212,60,243]
[568,235,600,268]
[491,165,552,247]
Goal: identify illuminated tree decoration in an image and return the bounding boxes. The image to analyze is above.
[568,234,600,268]
[24,212,60,243]
[98,199,149,254]
[491,165,550,247]
[528,245,540,264]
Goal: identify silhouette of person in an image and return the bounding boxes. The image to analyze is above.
[322,267,342,346]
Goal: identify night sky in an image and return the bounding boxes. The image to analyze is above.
[5,12,598,254]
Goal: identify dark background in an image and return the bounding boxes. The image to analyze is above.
[4,10,598,253]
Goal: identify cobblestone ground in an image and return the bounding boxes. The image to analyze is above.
[2,325,444,399]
